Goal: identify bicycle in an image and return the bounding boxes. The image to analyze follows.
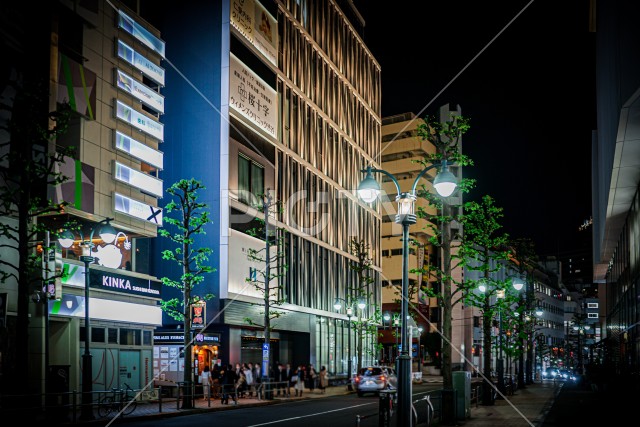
[97,383,138,418]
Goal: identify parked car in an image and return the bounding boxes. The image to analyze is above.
[353,366,398,397]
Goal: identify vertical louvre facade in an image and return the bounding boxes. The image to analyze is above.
[152,0,383,377]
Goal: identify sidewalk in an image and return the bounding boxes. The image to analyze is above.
[63,383,355,426]
[459,381,560,427]
[60,376,559,427]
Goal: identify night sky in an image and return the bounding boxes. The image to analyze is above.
[356,0,596,258]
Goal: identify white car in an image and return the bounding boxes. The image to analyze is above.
[353,366,398,397]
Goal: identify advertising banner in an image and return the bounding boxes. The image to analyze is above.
[231,0,278,66]
[229,54,277,139]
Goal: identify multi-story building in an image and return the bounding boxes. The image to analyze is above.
[1,1,165,395]
[145,0,382,381]
[591,0,640,381]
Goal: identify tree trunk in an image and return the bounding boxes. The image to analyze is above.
[16,173,30,397]
[182,239,193,409]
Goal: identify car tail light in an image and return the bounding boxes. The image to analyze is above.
[379,375,386,381]
[355,377,360,383]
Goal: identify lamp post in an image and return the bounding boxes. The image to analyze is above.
[417,325,423,371]
[478,279,523,396]
[58,218,116,420]
[572,323,591,375]
[260,192,276,390]
[532,308,543,381]
[358,161,456,427]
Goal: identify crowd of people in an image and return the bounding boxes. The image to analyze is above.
[199,361,330,403]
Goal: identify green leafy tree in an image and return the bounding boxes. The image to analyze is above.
[459,195,511,404]
[0,79,73,395]
[413,113,474,391]
[347,238,382,372]
[509,237,538,386]
[159,179,215,409]
[243,191,288,379]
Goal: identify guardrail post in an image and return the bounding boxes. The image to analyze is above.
[378,389,396,427]
[72,390,77,423]
[158,386,163,413]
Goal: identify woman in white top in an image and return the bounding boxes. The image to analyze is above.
[243,363,253,397]
[201,366,212,398]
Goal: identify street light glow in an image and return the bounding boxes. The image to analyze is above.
[433,167,457,197]
[357,168,380,203]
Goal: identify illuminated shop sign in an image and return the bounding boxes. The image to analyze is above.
[229,54,277,139]
[230,0,278,66]
[153,332,221,344]
[115,100,164,141]
[114,161,163,198]
[115,130,163,169]
[117,39,165,86]
[59,263,162,298]
[115,192,163,226]
[191,301,206,329]
[117,9,165,58]
[116,69,164,113]
[49,294,162,325]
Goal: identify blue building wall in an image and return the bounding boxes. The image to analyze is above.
[150,0,228,326]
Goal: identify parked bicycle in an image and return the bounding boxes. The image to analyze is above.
[97,383,138,418]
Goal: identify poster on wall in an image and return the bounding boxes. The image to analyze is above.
[230,0,278,66]
[58,53,97,120]
[49,155,95,213]
[229,54,277,139]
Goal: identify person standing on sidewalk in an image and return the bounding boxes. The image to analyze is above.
[200,365,212,399]
[221,364,238,404]
[294,365,306,396]
[318,366,328,394]
[307,364,317,393]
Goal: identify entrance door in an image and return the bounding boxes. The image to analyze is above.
[119,350,141,390]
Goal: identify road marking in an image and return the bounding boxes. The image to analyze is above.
[245,403,374,426]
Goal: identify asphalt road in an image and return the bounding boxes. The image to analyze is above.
[126,383,442,427]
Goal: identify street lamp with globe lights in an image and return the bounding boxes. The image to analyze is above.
[478,277,524,396]
[57,218,116,420]
[532,308,544,381]
[358,161,457,427]
[572,322,591,375]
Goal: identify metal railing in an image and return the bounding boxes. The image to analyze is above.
[354,389,445,427]
[0,386,166,423]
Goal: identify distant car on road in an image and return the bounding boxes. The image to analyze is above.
[542,367,560,379]
[353,366,398,397]
[558,369,578,381]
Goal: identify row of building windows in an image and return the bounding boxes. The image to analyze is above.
[82,327,153,346]
[381,248,416,257]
